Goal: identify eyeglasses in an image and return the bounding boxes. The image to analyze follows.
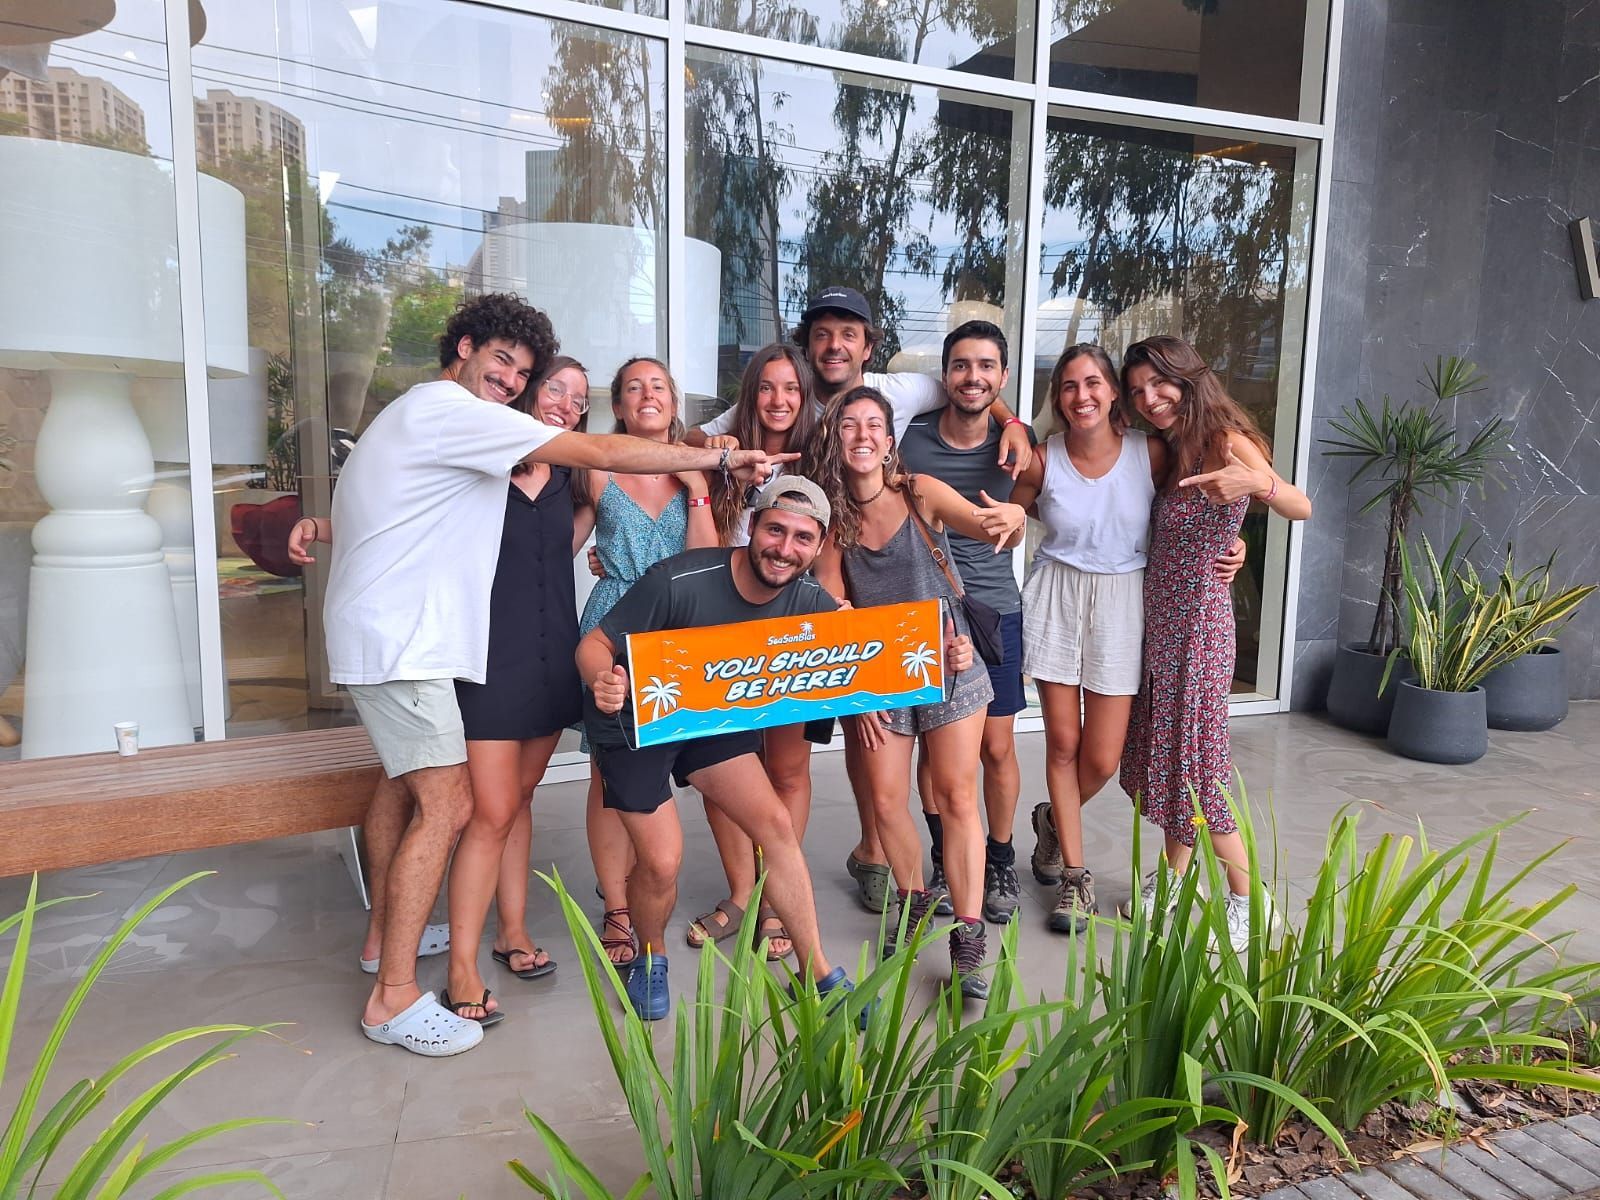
[542,377,590,415]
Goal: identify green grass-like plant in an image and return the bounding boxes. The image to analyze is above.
[1,872,291,1199]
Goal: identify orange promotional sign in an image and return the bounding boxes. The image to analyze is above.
[624,600,946,747]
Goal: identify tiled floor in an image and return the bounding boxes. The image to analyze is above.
[3,707,1598,1199]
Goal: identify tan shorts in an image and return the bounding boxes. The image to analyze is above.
[1020,559,1144,696]
[347,678,468,778]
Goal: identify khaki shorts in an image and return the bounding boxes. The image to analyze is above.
[347,678,468,778]
[1020,559,1144,696]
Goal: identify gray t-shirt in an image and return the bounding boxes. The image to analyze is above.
[898,410,1033,615]
[586,547,837,747]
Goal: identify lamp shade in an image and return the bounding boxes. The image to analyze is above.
[480,222,720,398]
[0,138,248,378]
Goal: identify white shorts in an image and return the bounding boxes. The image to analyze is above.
[347,678,468,778]
[1020,559,1144,696]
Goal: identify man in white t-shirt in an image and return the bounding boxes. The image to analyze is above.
[694,286,1034,912]
[325,294,786,1058]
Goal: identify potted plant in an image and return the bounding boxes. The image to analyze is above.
[1320,358,1504,734]
[1477,550,1595,731]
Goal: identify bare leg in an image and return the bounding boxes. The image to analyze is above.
[763,723,815,841]
[978,714,1020,843]
[703,802,757,910]
[363,763,473,1025]
[586,765,637,960]
[1038,682,1086,866]
[693,754,834,982]
[854,730,923,893]
[493,735,561,970]
[444,740,528,1018]
[920,711,987,920]
[614,806,684,957]
[1077,690,1132,810]
[360,774,413,963]
[1209,828,1251,895]
[845,729,885,863]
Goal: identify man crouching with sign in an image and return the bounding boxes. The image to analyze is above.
[577,477,971,1021]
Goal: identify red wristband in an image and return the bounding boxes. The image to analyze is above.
[1257,477,1278,504]
[687,494,710,508]
[1004,417,1026,429]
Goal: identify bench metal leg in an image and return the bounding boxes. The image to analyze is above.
[339,825,371,911]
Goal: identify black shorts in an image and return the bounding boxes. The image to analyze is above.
[986,609,1026,718]
[593,730,763,814]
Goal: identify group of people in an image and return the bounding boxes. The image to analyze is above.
[295,284,1309,1058]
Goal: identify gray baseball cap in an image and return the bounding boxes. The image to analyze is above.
[749,475,831,531]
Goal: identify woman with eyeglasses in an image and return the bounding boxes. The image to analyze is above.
[286,356,598,1027]
[578,356,717,971]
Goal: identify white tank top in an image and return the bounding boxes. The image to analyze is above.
[1032,430,1156,574]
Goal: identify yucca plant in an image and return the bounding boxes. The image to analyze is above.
[1320,356,1505,656]
[2,872,290,1200]
[1470,548,1596,665]
[1209,808,1600,1138]
[1383,530,1495,693]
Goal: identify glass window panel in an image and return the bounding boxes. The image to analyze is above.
[0,2,211,761]
[1033,114,1315,697]
[690,0,1037,84]
[192,1,664,752]
[1049,0,1323,123]
[686,48,1029,414]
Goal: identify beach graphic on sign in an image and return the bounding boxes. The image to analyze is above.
[625,600,946,747]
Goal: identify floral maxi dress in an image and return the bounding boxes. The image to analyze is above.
[1118,478,1249,847]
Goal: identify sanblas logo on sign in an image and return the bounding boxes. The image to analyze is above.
[624,601,946,747]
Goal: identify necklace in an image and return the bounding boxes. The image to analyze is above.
[856,480,888,505]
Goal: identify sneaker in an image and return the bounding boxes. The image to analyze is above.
[927,861,954,917]
[1030,802,1063,885]
[1224,891,1274,953]
[950,919,989,1000]
[625,953,670,1021]
[983,858,1020,924]
[884,889,938,959]
[1118,870,1178,923]
[1047,867,1095,933]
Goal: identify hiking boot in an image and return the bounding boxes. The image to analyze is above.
[1030,802,1063,885]
[983,858,1020,924]
[1048,867,1095,933]
[950,919,989,1000]
[927,861,954,916]
[883,888,938,959]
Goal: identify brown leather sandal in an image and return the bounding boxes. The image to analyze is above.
[686,899,745,948]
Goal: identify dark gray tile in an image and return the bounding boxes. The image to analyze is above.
[1453,1137,1571,1200]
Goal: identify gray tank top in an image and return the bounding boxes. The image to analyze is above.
[844,506,969,638]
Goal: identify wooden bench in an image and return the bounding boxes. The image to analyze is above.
[0,727,380,882]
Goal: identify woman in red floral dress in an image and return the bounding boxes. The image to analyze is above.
[1118,336,1311,950]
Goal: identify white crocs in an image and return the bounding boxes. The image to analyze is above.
[361,991,483,1057]
[359,922,451,974]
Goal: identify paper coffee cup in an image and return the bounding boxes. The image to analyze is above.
[113,722,139,757]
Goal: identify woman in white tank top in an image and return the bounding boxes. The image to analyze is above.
[1009,344,1168,936]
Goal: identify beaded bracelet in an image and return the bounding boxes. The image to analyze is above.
[1258,476,1279,504]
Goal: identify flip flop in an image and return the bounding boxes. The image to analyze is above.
[492,947,556,980]
[361,991,483,1056]
[755,906,792,962]
[686,899,745,949]
[440,988,505,1027]
[359,922,450,974]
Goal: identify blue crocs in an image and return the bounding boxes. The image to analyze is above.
[798,965,870,1031]
[626,953,670,1021]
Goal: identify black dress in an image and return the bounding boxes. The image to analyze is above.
[455,468,583,740]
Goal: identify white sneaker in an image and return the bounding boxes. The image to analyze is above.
[361,991,483,1057]
[1224,891,1274,952]
[1118,871,1176,922]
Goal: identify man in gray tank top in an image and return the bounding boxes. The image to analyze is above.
[898,319,1034,925]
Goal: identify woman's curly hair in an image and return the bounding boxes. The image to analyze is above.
[805,385,904,551]
[437,292,559,372]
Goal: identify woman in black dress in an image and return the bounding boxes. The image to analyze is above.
[442,356,594,1024]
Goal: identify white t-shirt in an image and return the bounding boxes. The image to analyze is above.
[698,369,943,441]
[323,378,563,685]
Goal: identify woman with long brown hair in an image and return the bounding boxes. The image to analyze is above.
[812,386,1026,1000]
[685,343,821,957]
[1117,335,1309,950]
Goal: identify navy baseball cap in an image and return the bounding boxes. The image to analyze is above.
[802,285,873,325]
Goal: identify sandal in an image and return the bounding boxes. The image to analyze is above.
[492,947,556,980]
[440,988,505,1028]
[686,899,745,949]
[755,906,792,961]
[600,907,638,968]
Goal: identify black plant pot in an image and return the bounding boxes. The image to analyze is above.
[1386,681,1488,764]
[1326,642,1411,735]
[1482,646,1568,732]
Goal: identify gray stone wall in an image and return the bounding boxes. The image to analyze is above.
[1294,0,1600,707]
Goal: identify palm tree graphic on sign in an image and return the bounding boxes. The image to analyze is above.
[641,676,682,720]
[900,642,936,688]
[800,621,813,635]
